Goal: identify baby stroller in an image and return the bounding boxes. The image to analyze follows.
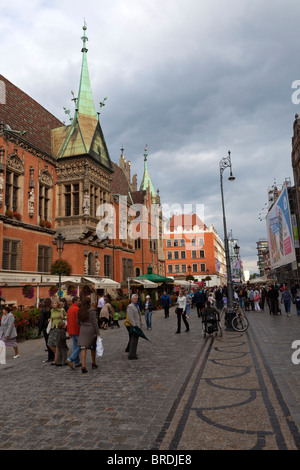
[202,307,222,338]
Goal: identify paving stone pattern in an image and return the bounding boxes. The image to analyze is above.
[1,304,300,450]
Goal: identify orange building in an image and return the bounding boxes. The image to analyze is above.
[164,214,226,286]
[0,24,164,307]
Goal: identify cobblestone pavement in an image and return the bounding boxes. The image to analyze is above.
[1,303,300,451]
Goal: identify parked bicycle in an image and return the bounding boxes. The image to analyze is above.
[222,301,249,332]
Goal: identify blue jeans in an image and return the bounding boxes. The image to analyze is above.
[145,311,152,329]
[284,300,291,314]
[67,334,81,364]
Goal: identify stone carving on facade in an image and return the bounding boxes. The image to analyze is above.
[7,151,24,174]
[0,171,4,206]
[28,188,35,217]
[95,258,100,276]
[83,192,90,215]
[39,168,53,187]
[84,256,89,274]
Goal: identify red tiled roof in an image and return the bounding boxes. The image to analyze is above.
[0,75,63,156]
[111,162,131,195]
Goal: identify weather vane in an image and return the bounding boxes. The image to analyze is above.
[97,97,107,116]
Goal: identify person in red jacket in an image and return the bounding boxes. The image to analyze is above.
[66,297,81,369]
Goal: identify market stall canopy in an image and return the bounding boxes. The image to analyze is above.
[42,276,81,284]
[0,273,42,284]
[129,278,158,288]
[82,277,121,289]
[134,265,174,284]
[248,275,276,285]
[172,279,198,288]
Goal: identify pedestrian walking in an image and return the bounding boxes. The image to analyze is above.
[161,291,171,318]
[47,299,67,365]
[215,288,223,310]
[77,296,100,373]
[126,294,143,360]
[207,292,215,307]
[175,289,189,334]
[99,296,114,330]
[60,297,69,312]
[249,288,255,310]
[38,298,55,363]
[0,306,20,359]
[66,296,81,369]
[111,310,120,328]
[254,289,261,311]
[185,291,192,318]
[55,321,68,366]
[281,287,293,316]
[268,285,279,315]
[97,292,105,328]
[193,288,205,318]
[295,295,300,316]
[144,295,154,330]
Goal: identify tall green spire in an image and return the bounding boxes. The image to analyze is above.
[139,146,156,200]
[51,22,113,172]
[75,22,97,119]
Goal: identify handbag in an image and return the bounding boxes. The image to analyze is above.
[254,294,259,301]
[46,319,52,334]
[96,335,104,357]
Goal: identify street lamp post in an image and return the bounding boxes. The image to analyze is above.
[219,151,235,308]
[187,265,192,291]
[234,243,241,283]
[55,232,65,300]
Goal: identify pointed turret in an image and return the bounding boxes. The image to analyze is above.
[76,23,97,120]
[51,23,113,172]
[139,146,156,201]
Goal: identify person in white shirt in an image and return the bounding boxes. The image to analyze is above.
[175,289,190,334]
[97,294,105,327]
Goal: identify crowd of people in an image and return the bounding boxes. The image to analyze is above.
[1,281,300,367]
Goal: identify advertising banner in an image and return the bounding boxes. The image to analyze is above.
[266,185,296,269]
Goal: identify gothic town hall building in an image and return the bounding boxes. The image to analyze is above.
[0,25,165,306]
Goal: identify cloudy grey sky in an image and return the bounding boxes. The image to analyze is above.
[1,0,300,273]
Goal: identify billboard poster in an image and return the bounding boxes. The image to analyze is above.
[266,185,296,269]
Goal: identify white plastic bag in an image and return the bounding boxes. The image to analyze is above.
[96,336,104,357]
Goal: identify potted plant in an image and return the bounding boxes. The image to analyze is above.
[80,285,93,297]
[67,285,77,297]
[49,285,59,297]
[5,209,14,218]
[50,259,72,276]
[14,211,22,220]
[22,285,34,299]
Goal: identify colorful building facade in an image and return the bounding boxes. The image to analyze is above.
[164,214,226,286]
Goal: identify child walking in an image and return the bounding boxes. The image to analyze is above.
[56,321,68,366]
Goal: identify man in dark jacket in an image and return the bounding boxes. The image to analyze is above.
[193,289,205,317]
[161,291,171,318]
[268,285,279,315]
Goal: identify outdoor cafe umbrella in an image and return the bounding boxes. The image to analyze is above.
[134,264,174,284]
